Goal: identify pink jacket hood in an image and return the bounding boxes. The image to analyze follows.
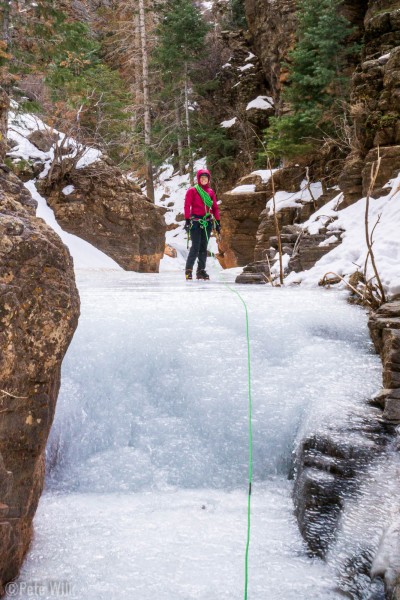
[184,169,220,220]
[196,169,211,186]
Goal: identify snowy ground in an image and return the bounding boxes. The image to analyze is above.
[7,108,400,298]
[286,174,400,298]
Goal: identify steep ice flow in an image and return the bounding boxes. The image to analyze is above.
[8,271,382,599]
[46,272,380,493]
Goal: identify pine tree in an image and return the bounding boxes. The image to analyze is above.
[152,0,208,181]
[265,0,357,160]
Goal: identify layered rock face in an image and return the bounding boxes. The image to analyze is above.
[199,25,274,192]
[38,160,166,272]
[218,175,269,268]
[369,301,400,422]
[0,166,80,593]
[340,0,400,205]
[244,0,297,104]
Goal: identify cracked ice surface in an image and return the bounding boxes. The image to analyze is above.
[8,271,381,599]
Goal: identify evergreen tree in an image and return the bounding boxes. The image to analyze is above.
[0,2,133,165]
[265,0,358,160]
[152,0,208,180]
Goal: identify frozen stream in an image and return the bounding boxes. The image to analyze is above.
[8,270,383,599]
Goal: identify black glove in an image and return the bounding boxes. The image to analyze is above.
[215,220,221,234]
[184,219,191,232]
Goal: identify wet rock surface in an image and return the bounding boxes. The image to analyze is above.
[293,417,390,559]
[38,159,166,272]
[294,298,400,585]
[0,166,80,594]
[369,301,400,423]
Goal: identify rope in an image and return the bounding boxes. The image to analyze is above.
[198,222,254,600]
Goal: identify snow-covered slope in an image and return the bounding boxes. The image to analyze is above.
[286,174,400,298]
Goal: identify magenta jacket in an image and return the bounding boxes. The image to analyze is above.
[184,169,221,220]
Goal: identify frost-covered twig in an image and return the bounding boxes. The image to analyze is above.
[364,151,386,305]
[267,156,284,285]
[305,166,317,210]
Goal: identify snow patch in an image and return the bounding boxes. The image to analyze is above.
[266,180,323,215]
[246,96,274,111]
[238,63,254,72]
[62,185,75,196]
[230,184,256,194]
[251,169,278,183]
[26,180,121,271]
[220,117,237,128]
[319,235,339,247]
[285,173,400,298]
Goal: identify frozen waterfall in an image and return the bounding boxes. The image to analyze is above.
[7,270,384,599]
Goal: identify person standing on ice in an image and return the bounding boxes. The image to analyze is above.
[184,168,221,280]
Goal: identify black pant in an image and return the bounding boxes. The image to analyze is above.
[186,221,212,271]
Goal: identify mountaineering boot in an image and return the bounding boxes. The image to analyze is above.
[185,269,193,280]
[196,269,210,280]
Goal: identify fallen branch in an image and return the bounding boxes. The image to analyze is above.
[319,271,374,306]
[0,389,28,399]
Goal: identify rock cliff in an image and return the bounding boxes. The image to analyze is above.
[244,0,297,105]
[340,0,400,206]
[36,159,166,273]
[0,163,80,593]
[228,0,400,282]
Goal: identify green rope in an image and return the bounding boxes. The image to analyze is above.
[194,184,213,208]
[199,224,253,600]
[190,188,253,596]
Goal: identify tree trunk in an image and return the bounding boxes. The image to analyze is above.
[174,98,185,176]
[1,0,11,47]
[0,87,9,161]
[183,63,194,186]
[138,0,155,202]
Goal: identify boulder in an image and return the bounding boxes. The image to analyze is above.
[0,166,79,593]
[38,159,166,272]
[218,188,268,267]
[27,130,59,153]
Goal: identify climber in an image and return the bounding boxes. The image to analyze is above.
[184,168,221,280]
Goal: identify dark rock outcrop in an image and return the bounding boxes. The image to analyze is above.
[218,186,268,268]
[294,417,389,558]
[198,27,274,192]
[27,130,59,153]
[340,2,400,206]
[294,300,400,560]
[244,0,297,104]
[0,166,80,594]
[288,232,342,273]
[0,90,8,161]
[38,159,166,272]
[219,167,306,268]
[369,300,400,421]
